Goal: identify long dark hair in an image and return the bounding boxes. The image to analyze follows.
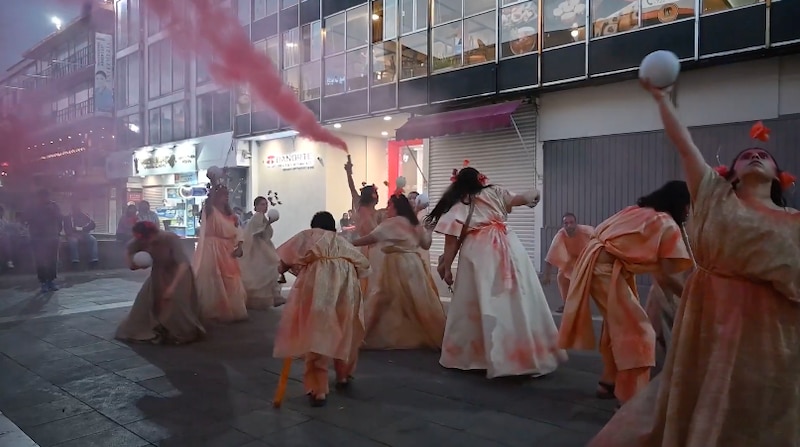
[359,185,379,206]
[203,185,235,223]
[310,211,336,232]
[636,180,690,226]
[389,194,419,226]
[424,167,489,227]
[723,147,786,207]
[132,221,159,239]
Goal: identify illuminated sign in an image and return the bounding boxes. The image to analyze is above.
[264,152,315,171]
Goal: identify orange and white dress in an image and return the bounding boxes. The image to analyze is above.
[558,206,693,402]
[363,216,445,350]
[192,210,248,323]
[545,225,594,300]
[589,167,800,447]
[435,185,566,378]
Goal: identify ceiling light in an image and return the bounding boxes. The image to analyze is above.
[333,123,342,129]
[381,131,388,136]
[372,13,380,21]
[383,116,392,121]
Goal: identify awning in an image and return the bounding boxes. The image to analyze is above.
[395,100,522,141]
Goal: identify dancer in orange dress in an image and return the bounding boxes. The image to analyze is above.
[541,212,594,313]
[587,83,800,447]
[344,157,386,293]
[273,212,371,407]
[558,181,693,408]
[193,170,248,323]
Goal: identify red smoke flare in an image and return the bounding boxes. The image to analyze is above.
[59,0,348,152]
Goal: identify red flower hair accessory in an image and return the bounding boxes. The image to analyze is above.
[478,173,488,186]
[780,171,796,190]
[450,168,458,183]
[463,159,470,167]
[713,165,730,177]
[750,121,770,142]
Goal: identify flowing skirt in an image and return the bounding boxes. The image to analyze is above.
[240,241,283,309]
[194,237,248,323]
[364,250,445,350]
[116,274,205,344]
[441,229,566,378]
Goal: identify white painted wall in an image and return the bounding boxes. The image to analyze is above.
[251,132,388,247]
[538,54,800,142]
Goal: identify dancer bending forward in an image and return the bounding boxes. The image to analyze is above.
[426,165,566,378]
[273,212,371,407]
[353,193,446,350]
[587,82,800,447]
[116,221,205,345]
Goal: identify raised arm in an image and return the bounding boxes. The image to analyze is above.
[344,155,359,209]
[641,80,707,196]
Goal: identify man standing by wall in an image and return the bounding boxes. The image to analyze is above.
[541,212,594,313]
[64,200,99,267]
[27,189,63,293]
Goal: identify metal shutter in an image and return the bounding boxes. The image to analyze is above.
[428,103,538,266]
[142,186,165,208]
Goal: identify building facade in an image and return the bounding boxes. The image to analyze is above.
[0,1,117,232]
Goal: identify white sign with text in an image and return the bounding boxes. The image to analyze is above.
[264,152,316,171]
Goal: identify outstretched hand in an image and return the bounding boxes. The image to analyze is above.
[639,77,672,101]
[344,157,353,174]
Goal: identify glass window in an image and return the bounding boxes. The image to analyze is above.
[126,52,140,107]
[130,0,140,46]
[372,0,397,42]
[235,85,250,115]
[372,41,397,85]
[213,90,232,133]
[302,21,322,63]
[284,66,301,98]
[198,93,213,136]
[118,113,143,149]
[324,13,346,55]
[267,35,280,63]
[300,61,321,100]
[433,0,461,25]
[399,31,427,79]
[324,54,346,95]
[464,12,496,65]
[465,0,494,17]
[160,104,173,142]
[197,59,211,84]
[159,41,172,96]
[283,28,301,68]
[172,101,186,141]
[590,0,637,38]
[642,1,694,26]
[431,22,462,71]
[238,0,250,24]
[117,0,129,49]
[254,0,277,19]
[147,42,159,99]
[346,49,369,91]
[400,0,427,34]
[501,1,539,58]
[346,5,369,49]
[282,0,298,8]
[148,12,161,36]
[148,108,160,144]
[543,0,586,48]
[172,54,185,91]
[702,0,756,14]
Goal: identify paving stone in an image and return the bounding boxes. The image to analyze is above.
[232,408,310,439]
[66,341,124,356]
[41,329,105,349]
[371,417,508,447]
[262,420,388,447]
[159,428,255,447]
[24,411,118,447]
[116,365,166,382]
[60,373,159,425]
[98,355,152,372]
[29,355,109,386]
[2,397,94,428]
[79,347,139,364]
[50,426,150,447]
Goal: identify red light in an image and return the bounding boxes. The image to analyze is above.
[0,162,8,167]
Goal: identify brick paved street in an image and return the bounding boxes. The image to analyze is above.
[0,272,613,447]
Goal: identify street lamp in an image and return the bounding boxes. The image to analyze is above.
[51,16,62,31]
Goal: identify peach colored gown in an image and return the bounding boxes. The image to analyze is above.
[353,206,386,299]
[435,186,566,378]
[239,212,282,309]
[273,229,371,362]
[558,206,693,402]
[545,225,595,301]
[116,233,205,344]
[363,216,446,350]
[416,209,431,272]
[192,209,248,323]
[589,167,800,447]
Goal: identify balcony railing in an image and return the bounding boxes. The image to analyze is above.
[55,97,94,124]
[21,47,94,90]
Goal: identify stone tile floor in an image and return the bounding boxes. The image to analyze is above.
[0,273,613,447]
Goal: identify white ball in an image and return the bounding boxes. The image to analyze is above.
[416,193,430,209]
[639,50,680,88]
[132,251,153,268]
[396,176,407,189]
[267,208,280,223]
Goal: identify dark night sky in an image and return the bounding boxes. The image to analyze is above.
[0,0,81,73]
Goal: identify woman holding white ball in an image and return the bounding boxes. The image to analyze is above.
[239,196,285,309]
[115,221,205,345]
[587,65,800,446]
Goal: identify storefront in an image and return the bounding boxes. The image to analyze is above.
[249,127,402,247]
[395,101,542,268]
[538,54,800,278]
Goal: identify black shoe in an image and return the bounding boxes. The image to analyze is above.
[308,395,327,407]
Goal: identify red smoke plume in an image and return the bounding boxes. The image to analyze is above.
[61,0,349,152]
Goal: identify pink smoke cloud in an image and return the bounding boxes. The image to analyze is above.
[60,0,348,152]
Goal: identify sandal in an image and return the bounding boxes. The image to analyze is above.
[596,381,616,400]
[308,393,327,407]
[335,375,354,390]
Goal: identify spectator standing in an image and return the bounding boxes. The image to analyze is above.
[63,200,99,267]
[26,189,63,293]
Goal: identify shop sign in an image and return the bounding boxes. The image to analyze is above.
[135,145,197,176]
[264,152,316,171]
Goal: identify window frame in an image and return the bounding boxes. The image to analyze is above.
[430,0,498,74]
[323,5,370,97]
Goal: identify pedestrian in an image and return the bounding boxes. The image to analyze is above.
[239,196,284,309]
[0,205,14,270]
[63,200,99,267]
[26,189,63,293]
[541,212,594,313]
[273,211,370,407]
[137,201,161,229]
